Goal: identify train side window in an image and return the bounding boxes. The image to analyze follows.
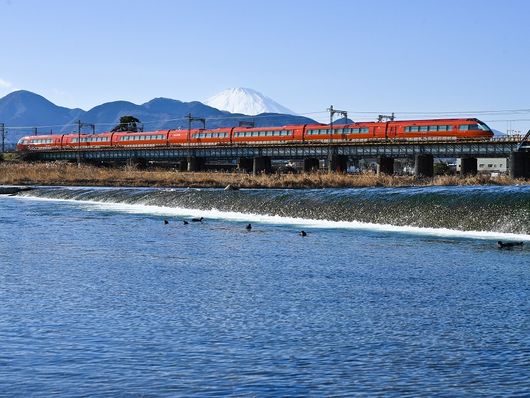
[459,125,469,131]
[420,126,428,132]
[361,128,369,133]
[410,126,419,132]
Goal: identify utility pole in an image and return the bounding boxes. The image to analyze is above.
[0,123,5,153]
[377,113,395,122]
[76,120,96,166]
[186,113,206,171]
[327,105,348,173]
[187,113,206,143]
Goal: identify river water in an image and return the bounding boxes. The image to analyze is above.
[1,186,529,396]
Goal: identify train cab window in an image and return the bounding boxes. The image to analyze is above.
[460,123,489,131]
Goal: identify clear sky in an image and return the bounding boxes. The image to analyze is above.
[1,0,530,132]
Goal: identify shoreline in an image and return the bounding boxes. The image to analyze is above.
[0,162,527,189]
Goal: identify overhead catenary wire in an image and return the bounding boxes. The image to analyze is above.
[3,107,530,131]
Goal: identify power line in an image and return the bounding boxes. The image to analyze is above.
[3,107,530,131]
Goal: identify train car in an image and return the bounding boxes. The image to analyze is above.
[188,127,233,145]
[62,132,116,149]
[303,123,375,142]
[112,130,169,147]
[231,125,303,145]
[167,129,189,145]
[398,118,493,140]
[15,117,495,153]
[16,134,63,151]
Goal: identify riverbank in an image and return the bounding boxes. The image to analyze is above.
[0,162,526,188]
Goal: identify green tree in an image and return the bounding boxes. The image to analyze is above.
[111,116,141,132]
[434,162,452,176]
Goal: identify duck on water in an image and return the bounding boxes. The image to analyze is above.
[497,241,524,250]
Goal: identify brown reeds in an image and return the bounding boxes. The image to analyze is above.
[0,162,527,188]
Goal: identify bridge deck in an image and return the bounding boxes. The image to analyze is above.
[26,137,526,162]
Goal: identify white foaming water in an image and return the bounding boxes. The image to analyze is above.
[11,195,530,242]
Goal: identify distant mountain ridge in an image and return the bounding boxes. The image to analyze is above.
[0,90,316,143]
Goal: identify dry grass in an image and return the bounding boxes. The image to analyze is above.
[0,162,527,188]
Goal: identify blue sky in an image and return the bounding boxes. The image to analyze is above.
[1,0,530,132]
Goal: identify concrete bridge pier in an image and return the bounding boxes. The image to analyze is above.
[187,157,205,172]
[177,160,188,171]
[510,151,530,178]
[460,157,477,176]
[377,156,394,175]
[253,156,272,174]
[330,155,348,173]
[303,157,320,172]
[238,157,253,173]
[414,154,434,177]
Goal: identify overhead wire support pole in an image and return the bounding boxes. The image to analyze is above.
[0,123,5,153]
[186,113,206,171]
[377,113,395,122]
[327,105,348,173]
[516,129,530,152]
[76,120,96,166]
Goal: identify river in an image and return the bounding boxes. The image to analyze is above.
[0,185,529,396]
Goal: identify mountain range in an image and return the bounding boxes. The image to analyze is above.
[0,90,316,143]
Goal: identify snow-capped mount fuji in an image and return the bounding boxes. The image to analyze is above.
[205,88,296,116]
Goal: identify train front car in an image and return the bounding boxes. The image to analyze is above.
[396,118,494,140]
[454,118,494,139]
[16,135,62,151]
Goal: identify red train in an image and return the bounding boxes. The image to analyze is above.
[16,118,494,152]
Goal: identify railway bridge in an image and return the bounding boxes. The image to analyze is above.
[23,135,530,178]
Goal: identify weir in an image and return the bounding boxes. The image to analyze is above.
[14,185,530,236]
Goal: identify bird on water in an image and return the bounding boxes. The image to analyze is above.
[183,220,189,225]
[246,223,252,231]
[497,241,524,249]
[191,217,204,222]
[299,231,307,237]
[164,219,169,225]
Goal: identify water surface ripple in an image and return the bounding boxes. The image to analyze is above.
[1,187,529,396]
